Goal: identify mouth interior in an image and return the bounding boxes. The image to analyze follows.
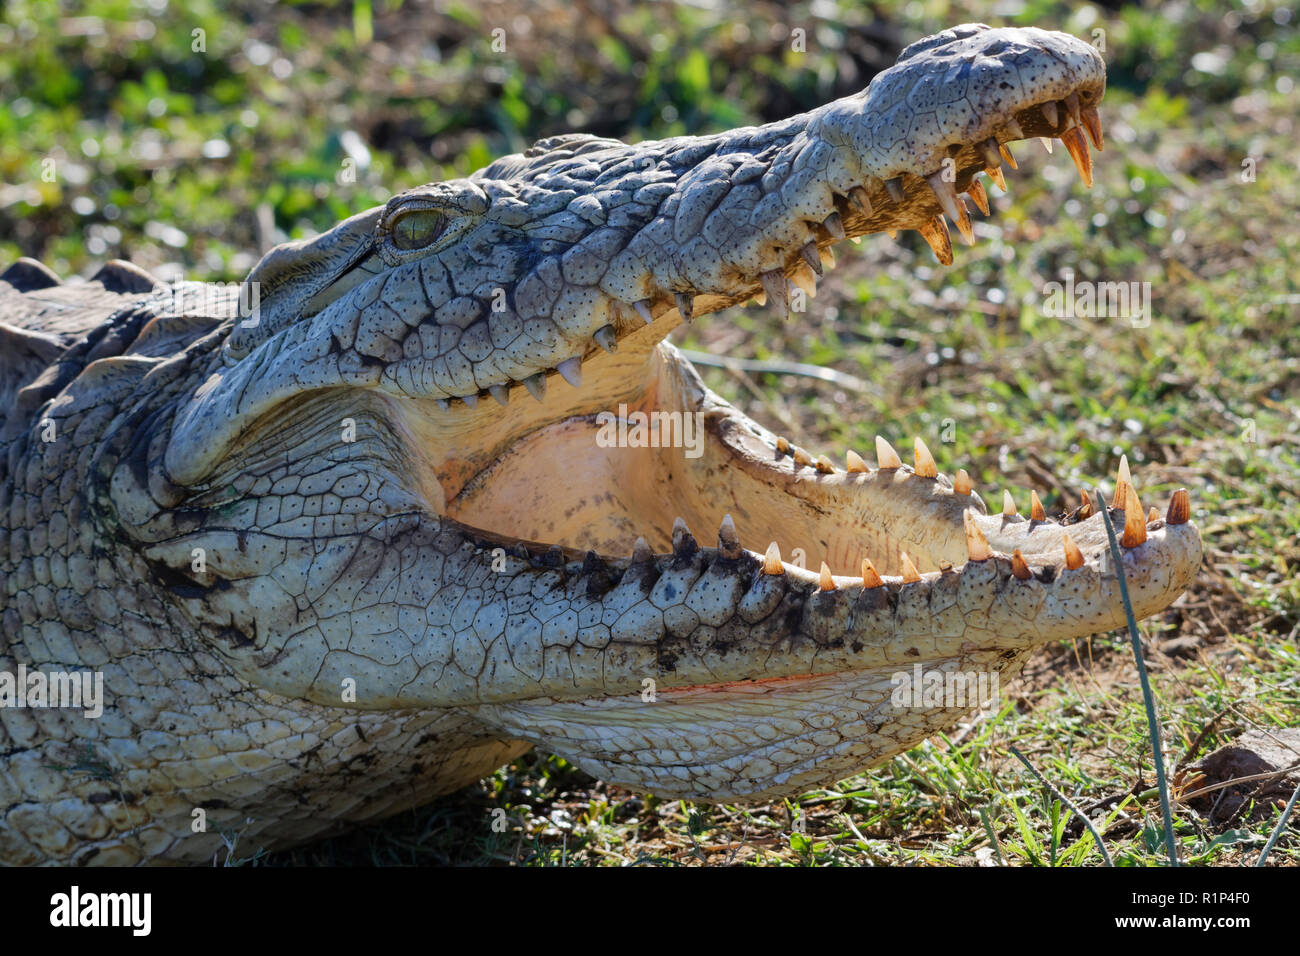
[416,89,1117,580]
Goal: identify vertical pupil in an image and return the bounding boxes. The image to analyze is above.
[395,211,442,249]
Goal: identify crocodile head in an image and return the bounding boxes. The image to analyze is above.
[117,24,1200,801]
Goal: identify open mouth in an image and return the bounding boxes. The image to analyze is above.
[401,86,1191,628]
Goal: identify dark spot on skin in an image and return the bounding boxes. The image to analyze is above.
[905,647,919,657]
[662,584,677,600]
[87,792,114,805]
[1001,649,1017,660]
[354,725,367,742]
[851,641,864,653]
[216,626,254,649]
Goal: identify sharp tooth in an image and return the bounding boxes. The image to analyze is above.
[674,292,694,322]
[986,166,1007,192]
[964,511,992,560]
[861,557,884,588]
[462,392,478,409]
[763,541,784,575]
[1011,549,1032,580]
[557,356,582,388]
[900,551,921,583]
[875,435,902,469]
[633,299,654,324]
[913,436,938,478]
[523,372,547,401]
[823,211,846,239]
[846,449,869,473]
[1081,106,1104,151]
[1148,506,1160,523]
[966,178,990,216]
[1040,101,1059,130]
[1121,484,1147,548]
[885,176,905,202]
[752,291,766,306]
[1064,92,1083,130]
[979,137,1003,169]
[820,244,836,269]
[800,240,824,276]
[632,536,653,563]
[593,325,619,354]
[814,454,835,474]
[760,269,788,316]
[718,513,742,558]
[954,468,972,496]
[1060,127,1093,188]
[886,230,898,240]
[489,384,510,407]
[819,562,837,591]
[672,516,698,555]
[1112,454,1132,509]
[1004,117,1024,139]
[1002,489,1017,517]
[849,185,873,216]
[776,435,790,453]
[1063,533,1084,570]
[1167,488,1190,525]
[435,398,450,412]
[998,143,1018,170]
[792,446,813,467]
[1039,137,1054,154]
[917,216,954,266]
[791,262,818,298]
[1030,489,1046,522]
[1079,488,1093,517]
[926,172,973,246]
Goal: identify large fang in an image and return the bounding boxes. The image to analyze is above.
[489,384,510,407]
[1030,489,1046,521]
[718,513,742,559]
[926,172,973,246]
[823,211,846,239]
[1081,106,1104,151]
[1112,454,1132,509]
[900,552,922,583]
[814,454,835,474]
[913,437,938,478]
[1063,92,1083,130]
[885,177,906,203]
[967,178,990,216]
[674,292,694,322]
[557,356,582,388]
[1002,489,1017,517]
[672,516,697,555]
[979,137,1002,169]
[800,241,823,276]
[986,166,1007,191]
[819,562,836,591]
[1011,549,1032,580]
[633,299,654,324]
[875,435,902,469]
[1167,488,1190,524]
[1060,127,1093,187]
[632,536,653,563]
[1121,485,1147,548]
[1040,100,1059,130]
[1039,137,1054,154]
[594,325,618,353]
[1063,533,1084,570]
[760,269,788,315]
[861,557,884,588]
[849,185,873,216]
[954,468,972,496]
[846,449,869,473]
[964,511,992,560]
[791,262,818,298]
[523,372,547,401]
[999,143,1018,170]
[763,541,784,575]
[917,216,954,266]
[1079,489,1094,518]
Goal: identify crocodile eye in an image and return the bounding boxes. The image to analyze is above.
[391,209,447,250]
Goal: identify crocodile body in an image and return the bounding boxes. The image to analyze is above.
[0,24,1201,864]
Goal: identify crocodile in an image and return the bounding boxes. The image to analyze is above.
[0,24,1202,865]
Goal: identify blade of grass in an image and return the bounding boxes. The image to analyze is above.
[1256,778,1300,867]
[1090,484,1178,866]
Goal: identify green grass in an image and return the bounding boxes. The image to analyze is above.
[4,0,1297,865]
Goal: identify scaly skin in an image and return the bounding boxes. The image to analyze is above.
[0,25,1201,864]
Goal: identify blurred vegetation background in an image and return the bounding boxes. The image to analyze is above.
[2,0,1297,865]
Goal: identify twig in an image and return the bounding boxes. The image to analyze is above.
[676,348,873,394]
